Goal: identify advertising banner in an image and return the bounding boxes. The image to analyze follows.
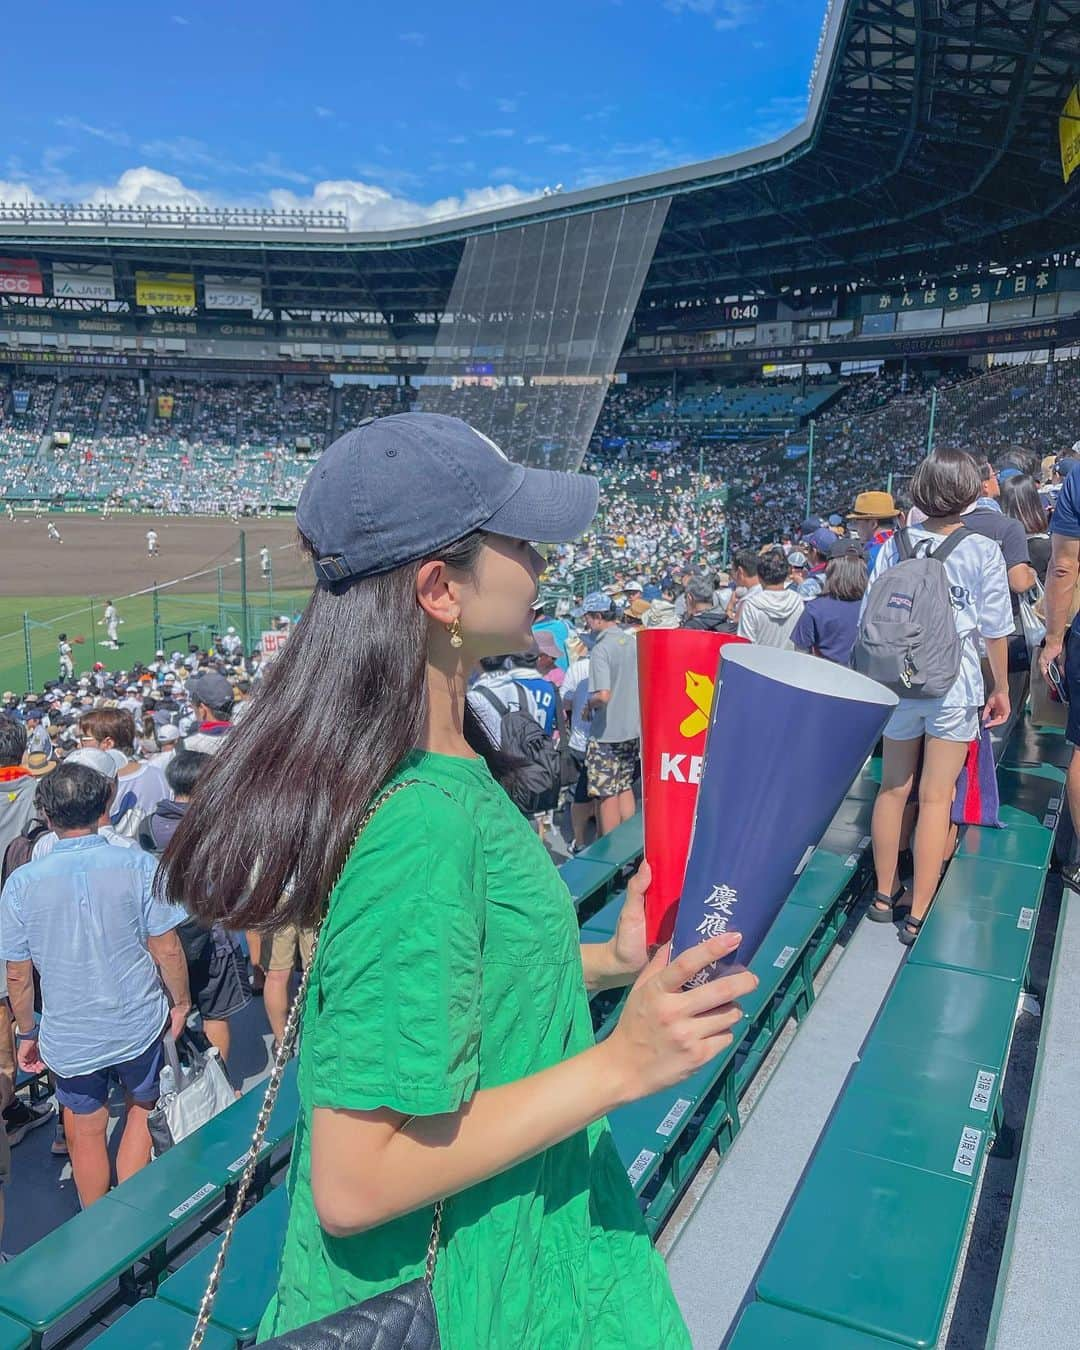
[52,263,115,301]
[156,394,174,419]
[0,258,43,296]
[637,628,748,946]
[135,271,196,308]
[669,646,896,983]
[1062,84,1080,184]
[204,275,262,311]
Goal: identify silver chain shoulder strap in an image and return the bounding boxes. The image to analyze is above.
[189,778,442,1349]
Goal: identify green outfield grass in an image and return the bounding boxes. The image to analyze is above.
[0,590,310,695]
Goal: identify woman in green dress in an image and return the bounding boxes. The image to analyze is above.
[164,413,756,1348]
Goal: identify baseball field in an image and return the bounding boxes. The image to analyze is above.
[0,513,313,694]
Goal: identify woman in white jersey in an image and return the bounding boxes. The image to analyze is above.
[866,450,1013,945]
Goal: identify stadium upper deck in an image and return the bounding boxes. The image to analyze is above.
[0,0,1077,334]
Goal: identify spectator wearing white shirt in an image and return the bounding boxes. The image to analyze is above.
[866,450,1013,947]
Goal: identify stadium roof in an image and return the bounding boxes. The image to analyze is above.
[1,0,1078,326]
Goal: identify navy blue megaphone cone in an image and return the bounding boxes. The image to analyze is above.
[669,645,898,984]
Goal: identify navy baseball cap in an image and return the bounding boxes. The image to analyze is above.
[186,671,234,709]
[297,413,599,586]
[808,527,838,557]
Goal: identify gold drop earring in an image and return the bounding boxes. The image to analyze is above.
[447,618,463,649]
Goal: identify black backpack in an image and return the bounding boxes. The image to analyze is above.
[2,817,51,885]
[472,683,562,816]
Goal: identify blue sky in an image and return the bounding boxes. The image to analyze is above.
[2,0,824,228]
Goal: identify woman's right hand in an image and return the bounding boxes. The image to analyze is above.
[601,932,758,1103]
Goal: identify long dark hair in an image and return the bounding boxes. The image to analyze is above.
[162,529,492,930]
[1000,473,1049,536]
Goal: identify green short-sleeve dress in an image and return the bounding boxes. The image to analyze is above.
[258,749,690,1349]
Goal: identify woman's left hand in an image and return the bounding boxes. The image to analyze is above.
[610,859,652,980]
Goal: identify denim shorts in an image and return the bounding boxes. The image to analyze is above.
[54,1031,166,1115]
[884,698,979,744]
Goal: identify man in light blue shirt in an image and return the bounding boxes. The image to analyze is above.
[1,762,189,1208]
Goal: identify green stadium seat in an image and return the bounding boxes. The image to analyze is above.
[557,856,621,912]
[995,766,1064,831]
[854,1035,1004,1144]
[0,1312,30,1350]
[909,856,1043,984]
[90,1298,235,1350]
[605,888,838,1215]
[0,1066,297,1343]
[576,815,643,870]
[756,1142,973,1347]
[1000,722,1072,772]
[956,822,1054,871]
[158,1185,288,1341]
[869,964,1018,1073]
[826,1074,991,1182]
[608,1045,739,1198]
[0,1195,178,1344]
[787,849,855,912]
[728,1302,901,1349]
[579,892,624,944]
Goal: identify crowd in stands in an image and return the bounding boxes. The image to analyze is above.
[0,358,1078,544]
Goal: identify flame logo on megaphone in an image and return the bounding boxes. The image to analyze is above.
[679,671,715,738]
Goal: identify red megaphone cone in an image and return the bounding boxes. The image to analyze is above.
[637,627,747,944]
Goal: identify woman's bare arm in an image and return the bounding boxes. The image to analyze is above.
[311,931,756,1237]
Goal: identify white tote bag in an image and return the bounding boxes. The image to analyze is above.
[1019,578,1046,660]
[148,1032,235,1157]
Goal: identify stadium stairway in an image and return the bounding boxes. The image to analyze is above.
[670,714,1064,1349]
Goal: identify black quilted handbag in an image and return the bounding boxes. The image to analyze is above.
[188,781,442,1350]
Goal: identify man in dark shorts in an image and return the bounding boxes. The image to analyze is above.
[0,763,189,1206]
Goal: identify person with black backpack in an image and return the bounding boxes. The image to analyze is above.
[855,450,1013,945]
[467,654,563,820]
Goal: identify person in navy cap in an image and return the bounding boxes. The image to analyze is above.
[161,412,755,1348]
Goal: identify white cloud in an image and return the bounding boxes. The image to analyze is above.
[55,117,131,147]
[496,98,518,114]
[314,105,334,119]
[269,179,536,230]
[663,0,754,32]
[399,31,426,45]
[480,128,516,139]
[0,165,538,230]
[171,13,189,23]
[253,153,311,186]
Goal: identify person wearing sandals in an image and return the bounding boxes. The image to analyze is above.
[865,450,1013,945]
[161,413,757,1349]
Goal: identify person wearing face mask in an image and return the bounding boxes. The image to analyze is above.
[163,413,756,1349]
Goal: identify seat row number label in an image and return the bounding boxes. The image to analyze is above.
[953,1127,983,1176]
[773,945,797,969]
[656,1098,693,1137]
[627,1149,657,1186]
[969,1070,996,1112]
[1017,908,1034,930]
[169,1182,216,1220]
